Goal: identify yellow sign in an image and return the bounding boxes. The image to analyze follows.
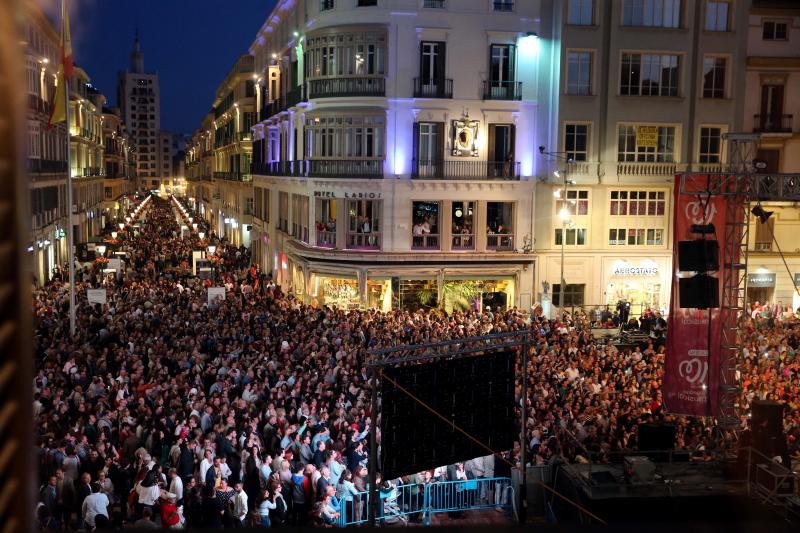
[636,126,659,148]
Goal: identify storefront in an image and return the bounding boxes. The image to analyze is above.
[311,274,360,310]
[604,259,665,311]
[747,272,776,306]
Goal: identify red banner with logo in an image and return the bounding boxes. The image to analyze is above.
[664,175,728,416]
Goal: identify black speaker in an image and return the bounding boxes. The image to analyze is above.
[678,240,719,271]
[751,400,786,457]
[638,423,676,451]
[679,274,719,309]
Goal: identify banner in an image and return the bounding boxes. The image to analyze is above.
[636,126,659,148]
[664,175,729,416]
[207,287,225,307]
[86,289,107,305]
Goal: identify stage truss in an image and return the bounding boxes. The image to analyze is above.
[678,170,800,447]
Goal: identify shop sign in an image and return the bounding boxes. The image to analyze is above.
[314,191,382,199]
[612,265,659,276]
[636,126,659,148]
[748,273,775,288]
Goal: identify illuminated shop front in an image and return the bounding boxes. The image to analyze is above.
[312,274,360,310]
[604,258,669,312]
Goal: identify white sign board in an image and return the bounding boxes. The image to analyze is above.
[87,289,107,305]
[207,287,226,307]
[192,251,204,275]
[107,258,122,271]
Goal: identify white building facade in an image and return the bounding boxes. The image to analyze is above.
[248,0,549,312]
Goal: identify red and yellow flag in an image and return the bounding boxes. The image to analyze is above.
[48,0,73,129]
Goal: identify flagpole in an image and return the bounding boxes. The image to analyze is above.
[62,0,76,337]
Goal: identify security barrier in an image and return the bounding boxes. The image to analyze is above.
[337,477,515,527]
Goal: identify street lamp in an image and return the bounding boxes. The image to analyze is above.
[111,231,118,239]
[540,148,574,317]
[199,232,205,240]
[96,245,106,256]
[118,222,125,230]
[208,245,216,254]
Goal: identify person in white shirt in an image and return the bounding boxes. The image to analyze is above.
[168,468,184,504]
[199,449,214,484]
[233,481,249,527]
[82,483,109,529]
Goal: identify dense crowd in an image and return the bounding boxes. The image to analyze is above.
[31,195,799,530]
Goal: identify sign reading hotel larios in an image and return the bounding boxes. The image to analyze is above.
[314,191,382,199]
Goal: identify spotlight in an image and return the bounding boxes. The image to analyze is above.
[751,205,773,224]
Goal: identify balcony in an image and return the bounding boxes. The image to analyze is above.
[214,171,252,182]
[27,159,67,174]
[252,159,383,179]
[74,167,104,178]
[412,234,440,250]
[307,77,385,99]
[487,233,514,251]
[28,94,51,114]
[285,85,307,108]
[347,231,381,250]
[482,81,522,101]
[413,78,453,99]
[451,234,475,250]
[753,114,793,134]
[316,229,336,248]
[412,159,520,180]
[616,161,682,177]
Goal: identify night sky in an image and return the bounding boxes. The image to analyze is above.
[47,0,276,134]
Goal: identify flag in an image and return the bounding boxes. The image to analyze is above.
[47,0,73,129]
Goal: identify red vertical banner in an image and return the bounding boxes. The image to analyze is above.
[664,175,727,416]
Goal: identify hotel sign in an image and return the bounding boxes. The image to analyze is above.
[636,126,659,148]
[612,265,659,276]
[314,191,382,199]
[748,273,776,288]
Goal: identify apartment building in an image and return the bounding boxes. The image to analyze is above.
[742,0,800,309]
[185,113,216,225]
[210,55,256,248]
[101,107,135,221]
[118,34,163,192]
[24,1,68,284]
[535,0,750,314]
[246,0,544,311]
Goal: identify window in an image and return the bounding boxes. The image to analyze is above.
[490,44,516,83]
[702,56,726,99]
[553,284,585,307]
[705,1,729,31]
[411,201,440,249]
[763,21,788,41]
[347,200,381,249]
[291,195,310,243]
[415,122,443,172]
[610,190,666,216]
[609,228,663,245]
[623,0,680,28]
[565,124,589,162]
[28,121,41,159]
[305,30,386,79]
[278,191,289,232]
[754,218,774,251]
[305,115,385,159]
[320,0,334,11]
[423,0,446,7]
[699,127,723,163]
[487,202,514,250]
[609,228,627,245]
[566,51,592,95]
[315,198,336,247]
[557,189,589,216]
[568,0,593,25]
[452,201,475,250]
[357,0,377,6]
[617,125,676,162]
[420,41,445,84]
[620,53,679,96]
[493,0,514,12]
[554,228,587,246]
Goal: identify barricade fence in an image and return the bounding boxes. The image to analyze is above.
[337,477,514,527]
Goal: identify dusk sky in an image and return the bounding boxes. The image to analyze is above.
[45,0,276,134]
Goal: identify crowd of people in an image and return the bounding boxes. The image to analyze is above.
[31,194,800,530]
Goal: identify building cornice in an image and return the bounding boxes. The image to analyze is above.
[747,56,800,69]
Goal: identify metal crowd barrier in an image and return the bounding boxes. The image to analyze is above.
[337,477,515,527]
